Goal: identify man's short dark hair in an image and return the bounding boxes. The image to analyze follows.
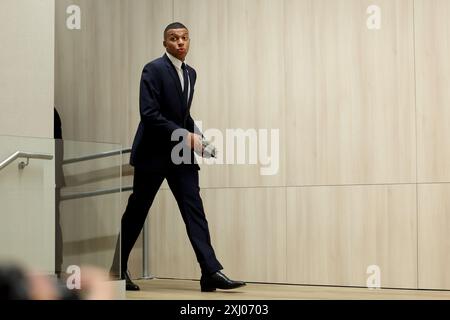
[164,22,188,38]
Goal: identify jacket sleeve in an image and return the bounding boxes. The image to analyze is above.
[140,64,188,140]
[186,114,203,137]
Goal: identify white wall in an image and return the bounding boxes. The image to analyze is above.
[0,136,55,273]
[0,0,55,273]
[0,0,54,138]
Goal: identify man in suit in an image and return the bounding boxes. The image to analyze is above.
[114,22,246,292]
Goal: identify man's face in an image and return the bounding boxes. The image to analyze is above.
[163,28,190,61]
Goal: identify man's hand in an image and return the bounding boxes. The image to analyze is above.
[187,132,203,154]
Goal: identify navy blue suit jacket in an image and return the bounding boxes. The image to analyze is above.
[130,54,200,172]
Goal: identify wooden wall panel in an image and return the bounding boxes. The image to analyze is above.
[126,0,174,145]
[285,0,416,186]
[148,190,199,280]
[149,187,287,283]
[54,0,128,275]
[287,185,417,288]
[415,0,450,291]
[418,184,450,290]
[55,0,128,145]
[54,0,450,291]
[125,1,174,275]
[55,0,173,277]
[415,0,450,182]
[125,0,173,191]
[174,0,286,188]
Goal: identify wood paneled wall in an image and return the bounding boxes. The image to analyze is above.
[55,0,450,289]
[415,0,450,290]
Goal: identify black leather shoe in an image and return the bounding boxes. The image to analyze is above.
[122,271,140,291]
[200,271,246,292]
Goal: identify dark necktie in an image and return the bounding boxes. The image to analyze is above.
[181,63,189,107]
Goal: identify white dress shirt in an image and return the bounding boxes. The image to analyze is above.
[166,52,191,103]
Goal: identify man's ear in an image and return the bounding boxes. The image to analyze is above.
[163,40,167,48]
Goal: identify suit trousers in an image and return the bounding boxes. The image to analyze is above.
[118,167,223,275]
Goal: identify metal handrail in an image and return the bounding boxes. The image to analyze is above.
[63,148,131,165]
[60,186,133,201]
[0,151,53,171]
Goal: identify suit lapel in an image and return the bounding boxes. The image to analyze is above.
[163,55,184,105]
[163,55,195,116]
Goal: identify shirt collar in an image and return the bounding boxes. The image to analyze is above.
[166,52,184,70]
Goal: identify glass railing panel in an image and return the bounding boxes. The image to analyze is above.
[0,135,123,280]
[59,139,122,280]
